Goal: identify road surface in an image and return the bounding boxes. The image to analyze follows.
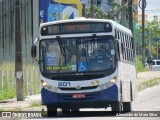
[29,84,160,120]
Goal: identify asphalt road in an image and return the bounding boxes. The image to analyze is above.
[28,84,160,120]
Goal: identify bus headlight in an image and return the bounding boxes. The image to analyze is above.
[41,80,47,87]
[41,80,58,92]
[110,79,116,84]
[110,76,117,84]
[99,76,117,90]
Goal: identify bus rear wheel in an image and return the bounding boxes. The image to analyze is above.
[47,105,57,117]
[123,102,132,112]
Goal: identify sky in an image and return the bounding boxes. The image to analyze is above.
[138,0,160,21]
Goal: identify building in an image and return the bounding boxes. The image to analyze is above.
[40,0,83,23]
[0,0,84,67]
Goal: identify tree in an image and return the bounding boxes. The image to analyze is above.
[138,16,160,59]
[121,0,127,26]
[85,5,108,19]
[108,3,121,21]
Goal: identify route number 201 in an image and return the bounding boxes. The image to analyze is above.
[58,82,71,87]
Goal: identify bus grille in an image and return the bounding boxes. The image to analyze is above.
[58,86,98,91]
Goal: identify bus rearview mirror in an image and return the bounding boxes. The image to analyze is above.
[31,45,37,58]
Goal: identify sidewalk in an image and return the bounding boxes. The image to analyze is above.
[0,71,160,111]
[137,71,160,92]
[0,94,41,111]
[137,71,160,84]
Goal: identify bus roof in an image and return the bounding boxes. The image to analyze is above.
[40,17,132,35]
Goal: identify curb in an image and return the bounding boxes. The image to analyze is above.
[137,78,160,92]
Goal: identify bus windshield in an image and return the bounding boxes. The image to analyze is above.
[40,36,116,74]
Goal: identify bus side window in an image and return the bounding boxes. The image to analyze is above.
[121,32,125,61]
[125,34,129,62]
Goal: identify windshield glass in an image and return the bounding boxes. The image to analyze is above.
[40,36,116,73]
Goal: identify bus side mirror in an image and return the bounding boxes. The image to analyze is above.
[31,45,37,58]
[115,40,120,60]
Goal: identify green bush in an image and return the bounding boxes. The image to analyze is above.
[136,56,149,72]
[0,77,16,100]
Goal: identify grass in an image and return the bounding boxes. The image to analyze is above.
[0,108,4,111]
[136,56,149,72]
[14,107,23,111]
[0,90,16,100]
[0,76,16,100]
[0,63,40,100]
[137,78,160,91]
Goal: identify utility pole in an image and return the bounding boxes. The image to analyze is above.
[58,2,61,20]
[154,38,160,59]
[121,0,127,26]
[139,0,147,66]
[148,23,151,57]
[156,22,159,59]
[15,0,24,101]
[142,0,145,66]
[82,3,86,17]
[90,0,94,18]
[128,0,135,53]
[156,40,159,59]
[128,0,134,37]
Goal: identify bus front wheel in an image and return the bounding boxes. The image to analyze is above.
[123,102,132,112]
[111,102,122,114]
[47,105,57,117]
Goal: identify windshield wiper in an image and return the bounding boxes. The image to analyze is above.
[56,36,67,65]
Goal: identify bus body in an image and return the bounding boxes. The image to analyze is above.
[32,18,137,116]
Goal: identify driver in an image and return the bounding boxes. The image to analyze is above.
[99,45,110,57]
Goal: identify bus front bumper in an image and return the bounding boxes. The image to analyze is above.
[41,84,119,108]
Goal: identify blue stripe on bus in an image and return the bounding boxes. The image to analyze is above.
[41,84,118,105]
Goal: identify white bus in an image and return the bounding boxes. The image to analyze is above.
[31,18,137,117]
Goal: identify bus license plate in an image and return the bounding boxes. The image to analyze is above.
[73,94,85,99]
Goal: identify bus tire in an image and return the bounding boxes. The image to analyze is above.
[47,105,57,117]
[62,108,70,114]
[123,102,132,112]
[111,102,122,114]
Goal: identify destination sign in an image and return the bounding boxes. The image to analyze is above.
[41,22,112,36]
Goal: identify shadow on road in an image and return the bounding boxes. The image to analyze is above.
[41,111,117,118]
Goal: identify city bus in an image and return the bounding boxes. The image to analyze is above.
[31,18,137,117]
